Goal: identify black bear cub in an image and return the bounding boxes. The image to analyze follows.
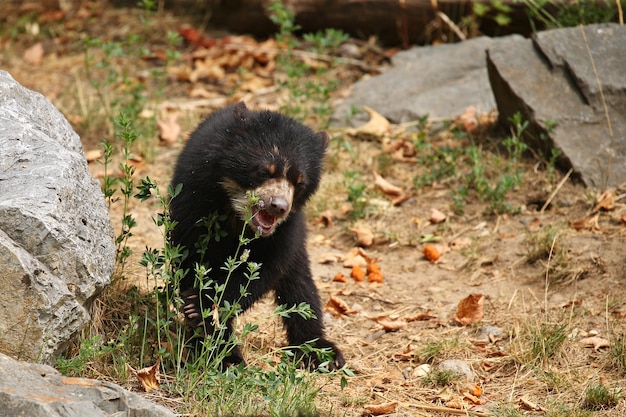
[169,102,344,370]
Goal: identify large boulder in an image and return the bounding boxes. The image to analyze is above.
[0,352,175,417]
[487,23,626,188]
[332,36,523,126]
[0,70,115,364]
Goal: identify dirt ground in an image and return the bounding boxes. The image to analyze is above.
[2,3,626,416]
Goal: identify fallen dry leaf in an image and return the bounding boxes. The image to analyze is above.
[444,398,465,409]
[463,390,486,405]
[374,172,403,196]
[313,209,335,227]
[374,316,407,332]
[520,396,545,411]
[593,190,615,212]
[363,401,398,415]
[157,111,181,144]
[23,42,45,65]
[405,309,437,321]
[429,207,447,224]
[333,273,347,283]
[349,225,374,247]
[342,247,375,268]
[318,252,343,264]
[325,295,358,317]
[422,244,440,262]
[457,105,478,133]
[453,293,484,326]
[392,343,414,361]
[84,149,103,162]
[347,106,391,138]
[127,362,160,392]
[579,336,610,351]
[570,213,601,231]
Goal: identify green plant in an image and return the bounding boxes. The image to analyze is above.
[609,333,626,375]
[136,178,352,415]
[489,404,524,417]
[267,0,347,128]
[343,170,369,220]
[462,113,528,214]
[525,224,573,284]
[418,337,468,363]
[522,0,625,31]
[582,381,622,410]
[422,368,463,387]
[80,1,180,158]
[528,322,567,364]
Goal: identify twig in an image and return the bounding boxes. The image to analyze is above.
[408,402,491,416]
[437,11,467,41]
[540,168,573,213]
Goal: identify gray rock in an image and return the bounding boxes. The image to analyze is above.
[437,359,474,382]
[0,70,115,363]
[487,24,626,188]
[332,36,523,126]
[0,352,175,417]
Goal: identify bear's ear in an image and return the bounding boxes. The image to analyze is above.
[316,132,330,149]
[233,101,249,121]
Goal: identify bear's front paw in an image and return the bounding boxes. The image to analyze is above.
[293,339,345,371]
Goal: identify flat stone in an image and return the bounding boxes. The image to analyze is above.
[332,36,523,126]
[0,353,175,417]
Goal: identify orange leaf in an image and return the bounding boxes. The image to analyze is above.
[333,273,347,283]
[347,106,391,138]
[325,296,358,317]
[127,362,160,392]
[367,271,384,283]
[453,293,484,326]
[422,244,440,262]
[351,265,366,282]
[374,172,403,196]
[570,213,600,231]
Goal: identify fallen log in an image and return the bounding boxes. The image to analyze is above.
[207,0,534,46]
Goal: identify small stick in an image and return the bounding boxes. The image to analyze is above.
[540,168,573,214]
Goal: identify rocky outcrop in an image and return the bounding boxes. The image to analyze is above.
[0,352,175,417]
[0,70,115,364]
[487,23,626,188]
[332,36,520,126]
[333,24,625,189]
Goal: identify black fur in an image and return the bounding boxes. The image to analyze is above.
[169,102,344,369]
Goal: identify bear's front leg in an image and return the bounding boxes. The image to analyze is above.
[181,287,245,369]
[274,262,345,370]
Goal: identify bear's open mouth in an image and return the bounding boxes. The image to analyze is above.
[251,207,278,236]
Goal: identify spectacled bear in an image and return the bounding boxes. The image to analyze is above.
[169,102,344,370]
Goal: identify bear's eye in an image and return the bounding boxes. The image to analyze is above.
[267,163,277,177]
[295,174,306,187]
